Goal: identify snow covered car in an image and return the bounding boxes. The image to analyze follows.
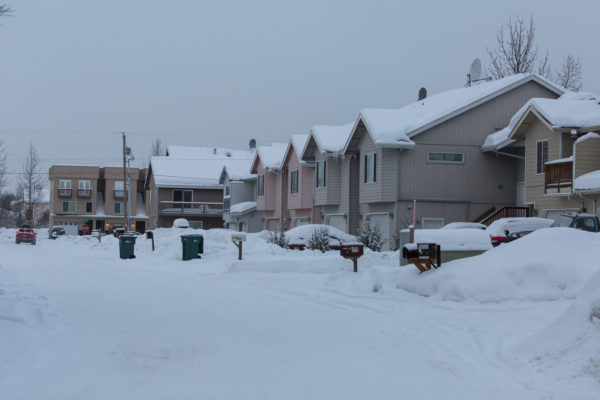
[551,212,600,232]
[485,217,554,247]
[49,226,66,239]
[441,222,486,230]
[173,218,190,229]
[16,227,37,245]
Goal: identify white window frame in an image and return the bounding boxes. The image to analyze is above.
[536,140,548,174]
[114,202,124,214]
[60,180,72,189]
[364,153,376,183]
[62,201,76,213]
[427,152,464,164]
[421,217,445,229]
[115,181,125,191]
[78,180,91,190]
[290,170,299,193]
[316,160,326,188]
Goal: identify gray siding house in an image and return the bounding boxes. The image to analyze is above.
[219,161,263,232]
[341,74,563,249]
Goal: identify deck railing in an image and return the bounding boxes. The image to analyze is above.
[545,161,572,194]
[159,201,223,216]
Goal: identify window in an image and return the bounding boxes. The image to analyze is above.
[78,180,91,190]
[85,202,93,213]
[536,140,548,174]
[316,160,326,188]
[60,180,72,189]
[364,153,376,183]
[114,202,124,214]
[62,201,76,213]
[225,186,231,197]
[173,190,193,207]
[115,181,124,191]
[422,218,445,229]
[257,175,264,196]
[290,170,298,193]
[427,152,464,163]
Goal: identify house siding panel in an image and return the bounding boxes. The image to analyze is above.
[575,137,600,178]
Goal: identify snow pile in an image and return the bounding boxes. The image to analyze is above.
[574,169,600,192]
[514,268,600,384]
[309,123,355,154]
[172,218,189,228]
[255,143,288,170]
[485,217,554,237]
[361,74,558,146]
[405,228,492,251]
[286,224,358,248]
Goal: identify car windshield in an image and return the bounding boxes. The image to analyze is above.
[551,215,574,227]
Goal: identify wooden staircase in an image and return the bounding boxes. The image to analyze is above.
[474,206,530,226]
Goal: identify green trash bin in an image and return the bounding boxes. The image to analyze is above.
[119,235,137,259]
[181,234,204,261]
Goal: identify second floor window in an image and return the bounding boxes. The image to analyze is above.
[115,181,125,191]
[364,153,376,183]
[78,180,91,190]
[173,190,192,205]
[316,160,326,188]
[257,175,264,196]
[62,201,75,213]
[60,180,72,189]
[114,202,124,214]
[536,140,548,174]
[225,186,231,197]
[290,170,298,193]
[85,202,93,213]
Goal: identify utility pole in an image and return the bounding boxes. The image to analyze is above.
[122,132,129,233]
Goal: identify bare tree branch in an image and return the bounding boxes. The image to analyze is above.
[151,137,164,156]
[555,54,582,91]
[19,143,45,223]
[0,4,12,17]
[0,140,8,196]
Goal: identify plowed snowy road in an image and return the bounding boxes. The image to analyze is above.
[0,229,595,399]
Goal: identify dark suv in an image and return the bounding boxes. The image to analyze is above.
[16,227,37,245]
[551,212,600,232]
[49,226,66,239]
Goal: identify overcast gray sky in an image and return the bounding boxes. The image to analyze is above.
[1,0,598,190]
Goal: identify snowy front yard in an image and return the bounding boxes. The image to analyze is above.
[0,228,599,399]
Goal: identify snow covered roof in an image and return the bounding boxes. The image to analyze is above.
[351,74,563,151]
[574,131,600,145]
[307,123,354,154]
[149,146,254,188]
[251,143,288,172]
[219,158,256,183]
[574,170,600,193]
[484,92,600,151]
[230,201,256,215]
[283,134,311,166]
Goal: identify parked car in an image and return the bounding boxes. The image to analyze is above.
[486,217,554,247]
[16,227,37,245]
[551,212,600,232]
[113,227,125,237]
[49,226,66,239]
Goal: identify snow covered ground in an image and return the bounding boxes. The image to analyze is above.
[0,227,599,399]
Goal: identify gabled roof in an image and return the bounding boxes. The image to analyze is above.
[484,92,600,151]
[250,143,288,173]
[282,134,311,167]
[302,123,354,159]
[147,146,254,188]
[345,74,564,152]
[219,159,257,184]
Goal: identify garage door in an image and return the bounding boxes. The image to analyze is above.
[58,222,79,235]
[367,213,390,250]
[326,214,346,232]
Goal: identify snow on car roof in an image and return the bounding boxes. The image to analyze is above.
[485,217,554,237]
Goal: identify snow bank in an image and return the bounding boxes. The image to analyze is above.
[405,228,492,251]
[485,217,554,237]
[514,268,600,384]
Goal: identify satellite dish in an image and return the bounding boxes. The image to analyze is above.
[249,138,257,149]
[418,87,427,101]
[469,58,482,82]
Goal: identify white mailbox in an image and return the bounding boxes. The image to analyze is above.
[231,233,246,242]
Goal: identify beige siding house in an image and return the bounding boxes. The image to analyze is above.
[49,165,148,234]
[499,93,600,217]
[342,74,563,249]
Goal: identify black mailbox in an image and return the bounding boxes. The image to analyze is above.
[146,231,154,239]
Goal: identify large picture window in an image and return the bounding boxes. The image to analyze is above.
[257,175,264,196]
[536,140,548,174]
[290,170,298,193]
[62,201,76,213]
[173,190,193,208]
[316,160,326,188]
[364,153,376,183]
[427,152,464,163]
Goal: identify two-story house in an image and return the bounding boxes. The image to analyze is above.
[250,143,288,231]
[49,165,148,234]
[492,92,600,218]
[300,123,354,232]
[340,73,563,248]
[219,158,262,232]
[145,146,254,229]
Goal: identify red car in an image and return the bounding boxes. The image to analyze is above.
[15,227,37,245]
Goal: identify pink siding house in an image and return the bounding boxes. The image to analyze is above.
[250,143,288,231]
[282,135,321,228]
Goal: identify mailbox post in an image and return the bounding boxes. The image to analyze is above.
[146,231,155,251]
[402,242,441,273]
[340,243,364,272]
[231,233,246,260]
